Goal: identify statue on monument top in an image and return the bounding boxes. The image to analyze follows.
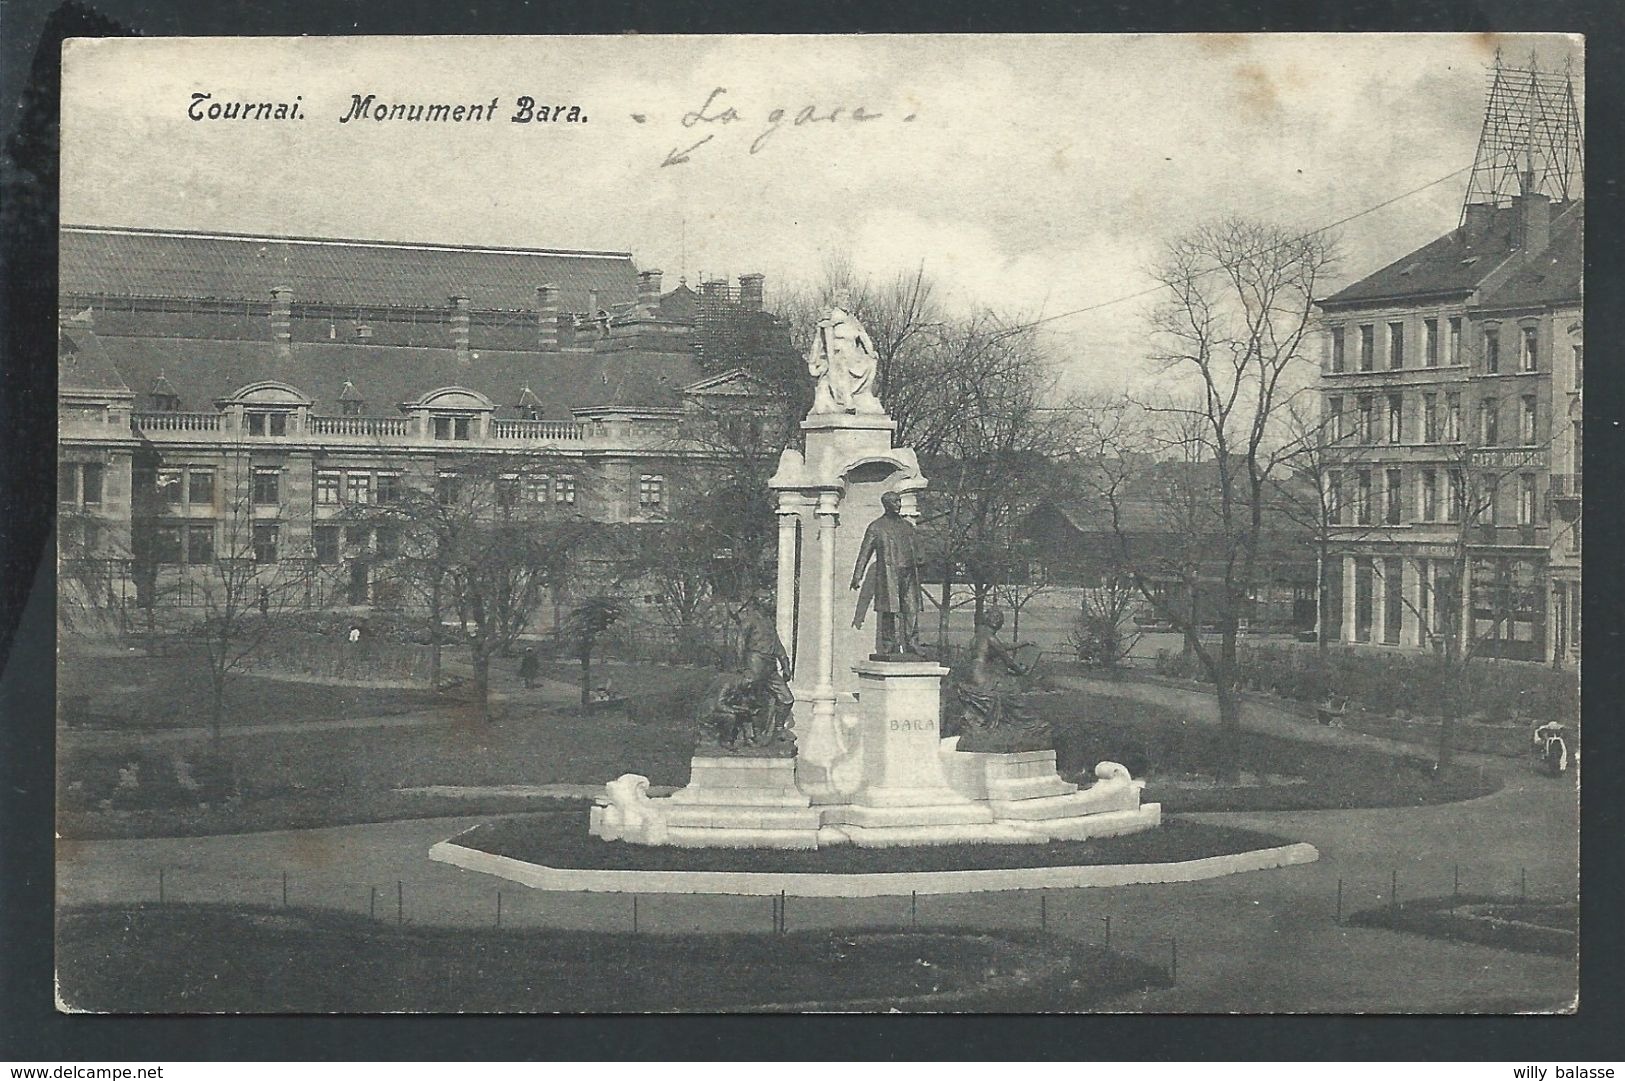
[850,491,925,659]
[807,302,885,416]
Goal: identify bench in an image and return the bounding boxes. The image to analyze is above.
[1317,696,1349,727]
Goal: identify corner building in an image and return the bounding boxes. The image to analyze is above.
[1314,192,1581,664]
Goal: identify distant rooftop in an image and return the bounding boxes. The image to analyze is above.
[59,224,639,313]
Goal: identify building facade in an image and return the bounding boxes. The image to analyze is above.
[57,225,789,621]
[1314,191,1581,665]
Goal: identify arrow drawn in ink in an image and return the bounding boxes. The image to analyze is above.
[661,134,715,167]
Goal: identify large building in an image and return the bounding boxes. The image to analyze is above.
[57,225,789,617]
[1314,189,1581,664]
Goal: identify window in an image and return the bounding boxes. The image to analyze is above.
[315,470,342,506]
[313,526,339,565]
[345,525,370,548]
[1520,396,1537,445]
[157,469,184,505]
[1483,477,1499,525]
[1358,325,1374,371]
[1521,326,1538,372]
[1573,420,1584,473]
[1326,396,1344,441]
[375,526,400,558]
[188,469,214,506]
[76,463,103,505]
[1447,469,1464,522]
[346,472,372,505]
[639,474,665,507]
[58,463,77,503]
[1448,317,1463,365]
[437,473,462,505]
[186,524,214,565]
[1421,469,1438,522]
[1480,399,1499,446]
[1519,473,1538,526]
[1384,469,1402,524]
[1328,470,1343,525]
[253,523,279,564]
[252,468,281,506]
[554,475,576,505]
[1573,344,1583,390]
[154,525,183,565]
[1446,393,1462,442]
[1422,394,1438,443]
[1386,393,1404,444]
[1424,318,1439,366]
[341,398,363,417]
[1484,327,1500,374]
[376,474,402,505]
[247,411,288,437]
[1389,322,1404,369]
[1356,396,1374,444]
[1356,470,1372,525]
[1330,327,1345,373]
[497,474,520,508]
[433,415,472,440]
[526,474,551,504]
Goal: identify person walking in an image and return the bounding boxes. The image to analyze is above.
[518,647,540,690]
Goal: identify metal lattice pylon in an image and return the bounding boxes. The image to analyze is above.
[1462,49,1584,221]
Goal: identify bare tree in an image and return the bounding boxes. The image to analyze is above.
[1094,217,1338,777]
[365,454,593,721]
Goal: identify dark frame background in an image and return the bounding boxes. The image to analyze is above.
[2,0,1620,1061]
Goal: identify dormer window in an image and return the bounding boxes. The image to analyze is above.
[247,411,289,437]
[433,415,471,441]
[339,380,365,416]
[516,386,544,422]
[149,372,181,412]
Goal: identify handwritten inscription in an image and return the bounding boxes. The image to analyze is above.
[659,86,917,166]
[887,718,937,733]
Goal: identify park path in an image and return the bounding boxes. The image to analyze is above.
[55,675,1580,1013]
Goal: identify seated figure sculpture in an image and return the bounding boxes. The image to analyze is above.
[694,589,795,754]
[952,608,1052,753]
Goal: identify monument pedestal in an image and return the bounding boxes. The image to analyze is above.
[818,660,1041,847]
[939,743,1163,842]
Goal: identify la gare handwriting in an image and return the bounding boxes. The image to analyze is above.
[656,86,917,165]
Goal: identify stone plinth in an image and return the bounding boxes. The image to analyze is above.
[939,742,1161,841]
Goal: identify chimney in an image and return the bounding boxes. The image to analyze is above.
[638,269,664,311]
[449,295,471,363]
[537,284,559,350]
[738,273,764,310]
[270,286,293,357]
[1462,202,1495,244]
[1514,177,1552,255]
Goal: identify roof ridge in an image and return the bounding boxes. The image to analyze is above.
[61,224,634,261]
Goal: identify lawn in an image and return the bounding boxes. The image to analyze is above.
[55,902,1169,1013]
[453,812,1295,873]
[1346,893,1578,957]
[58,650,1499,840]
[1033,693,1502,813]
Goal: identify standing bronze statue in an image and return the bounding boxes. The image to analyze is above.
[850,491,924,658]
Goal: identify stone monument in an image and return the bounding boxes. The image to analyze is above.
[589,304,1160,848]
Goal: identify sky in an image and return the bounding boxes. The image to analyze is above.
[59,33,1583,393]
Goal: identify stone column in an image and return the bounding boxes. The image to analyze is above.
[1401,558,1422,647]
[812,491,840,722]
[774,495,803,667]
[1341,555,1358,644]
